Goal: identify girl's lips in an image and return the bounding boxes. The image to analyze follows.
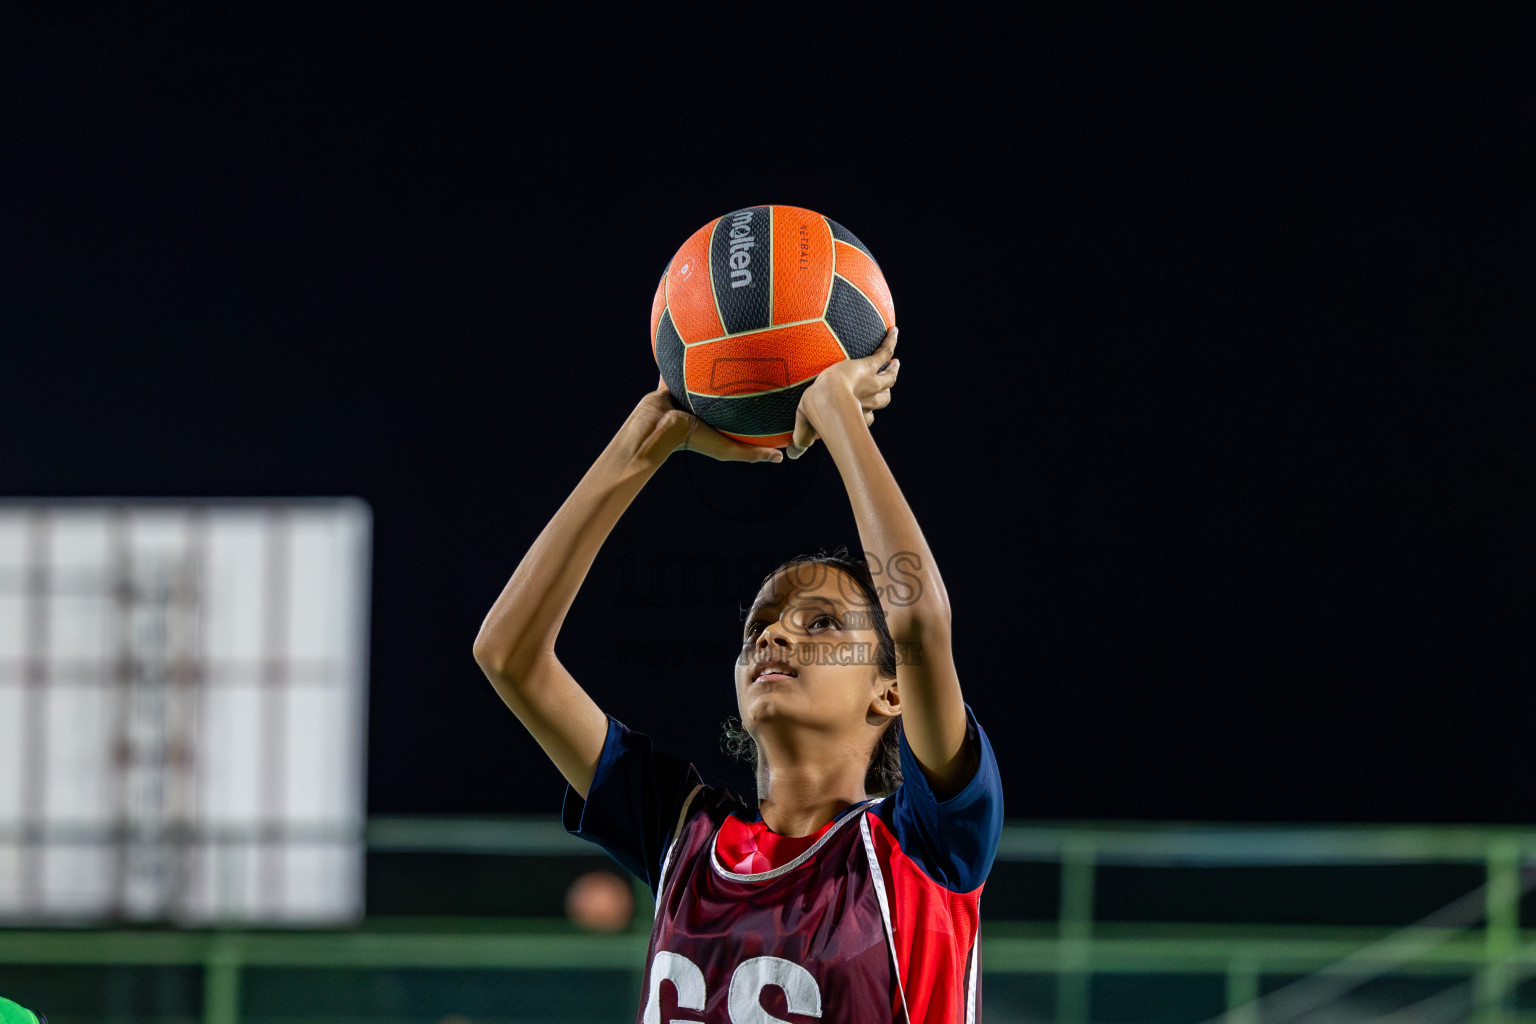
[753,671,796,684]
[750,658,797,683]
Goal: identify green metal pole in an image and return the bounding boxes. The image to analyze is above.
[1472,839,1519,1024]
[1223,957,1260,1024]
[1056,837,1096,1024]
[202,935,242,1024]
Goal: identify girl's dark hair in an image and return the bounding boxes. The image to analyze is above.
[723,546,903,796]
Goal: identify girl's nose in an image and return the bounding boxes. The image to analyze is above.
[756,620,795,651]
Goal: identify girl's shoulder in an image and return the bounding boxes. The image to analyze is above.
[867,707,1004,892]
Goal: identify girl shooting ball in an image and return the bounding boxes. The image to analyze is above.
[474,326,1003,1022]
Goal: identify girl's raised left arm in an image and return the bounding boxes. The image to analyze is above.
[791,328,978,798]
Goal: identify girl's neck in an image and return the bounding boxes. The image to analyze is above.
[753,743,871,837]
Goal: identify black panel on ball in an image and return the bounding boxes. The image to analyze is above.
[710,206,772,336]
[654,308,691,411]
[824,276,887,360]
[690,378,815,437]
[825,217,874,261]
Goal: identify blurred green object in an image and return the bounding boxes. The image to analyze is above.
[0,997,44,1024]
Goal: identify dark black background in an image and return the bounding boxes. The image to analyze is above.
[4,9,1530,823]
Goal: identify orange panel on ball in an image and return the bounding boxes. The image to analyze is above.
[721,428,794,448]
[771,206,834,325]
[666,220,726,344]
[833,241,895,328]
[684,320,846,396]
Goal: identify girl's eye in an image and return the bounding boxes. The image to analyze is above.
[811,613,837,629]
[744,620,765,639]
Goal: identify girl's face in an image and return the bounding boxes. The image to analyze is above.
[735,563,893,736]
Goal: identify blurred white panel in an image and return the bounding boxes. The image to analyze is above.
[0,592,24,661]
[203,512,269,662]
[257,845,289,919]
[0,499,370,926]
[48,510,109,570]
[279,844,361,922]
[200,685,262,826]
[211,840,262,921]
[180,840,212,918]
[0,510,35,667]
[0,513,36,685]
[128,507,193,559]
[0,842,19,911]
[0,513,26,569]
[333,502,371,832]
[185,841,253,923]
[283,687,349,822]
[0,689,21,820]
[42,844,112,914]
[42,685,113,824]
[205,841,249,922]
[46,592,112,664]
[286,513,337,661]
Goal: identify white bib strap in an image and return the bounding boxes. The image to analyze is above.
[966,930,980,1024]
[655,784,704,918]
[859,813,911,1023]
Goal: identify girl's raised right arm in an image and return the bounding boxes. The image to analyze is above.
[472,379,781,799]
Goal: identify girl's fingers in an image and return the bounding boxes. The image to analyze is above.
[859,388,893,413]
[852,357,898,408]
[865,327,898,374]
[737,441,784,463]
[864,411,875,426]
[709,438,781,462]
[787,405,818,460]
[870,326,898,364]
[686,418,782,463]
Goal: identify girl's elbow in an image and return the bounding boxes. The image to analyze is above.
[907,573,952,629]
[889,597,952,642]
[927,590,954,630]
[472,634,504,676]
[472,630,519,680]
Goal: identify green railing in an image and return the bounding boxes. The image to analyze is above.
[1,818,1532,1024]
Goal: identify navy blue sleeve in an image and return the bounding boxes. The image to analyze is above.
[874,704,1005,893]
[561,716,707,896]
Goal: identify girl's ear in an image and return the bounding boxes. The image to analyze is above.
[870,679,901,720]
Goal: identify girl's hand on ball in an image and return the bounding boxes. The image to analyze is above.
[631,377,783,465]
[787,327,900,459]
